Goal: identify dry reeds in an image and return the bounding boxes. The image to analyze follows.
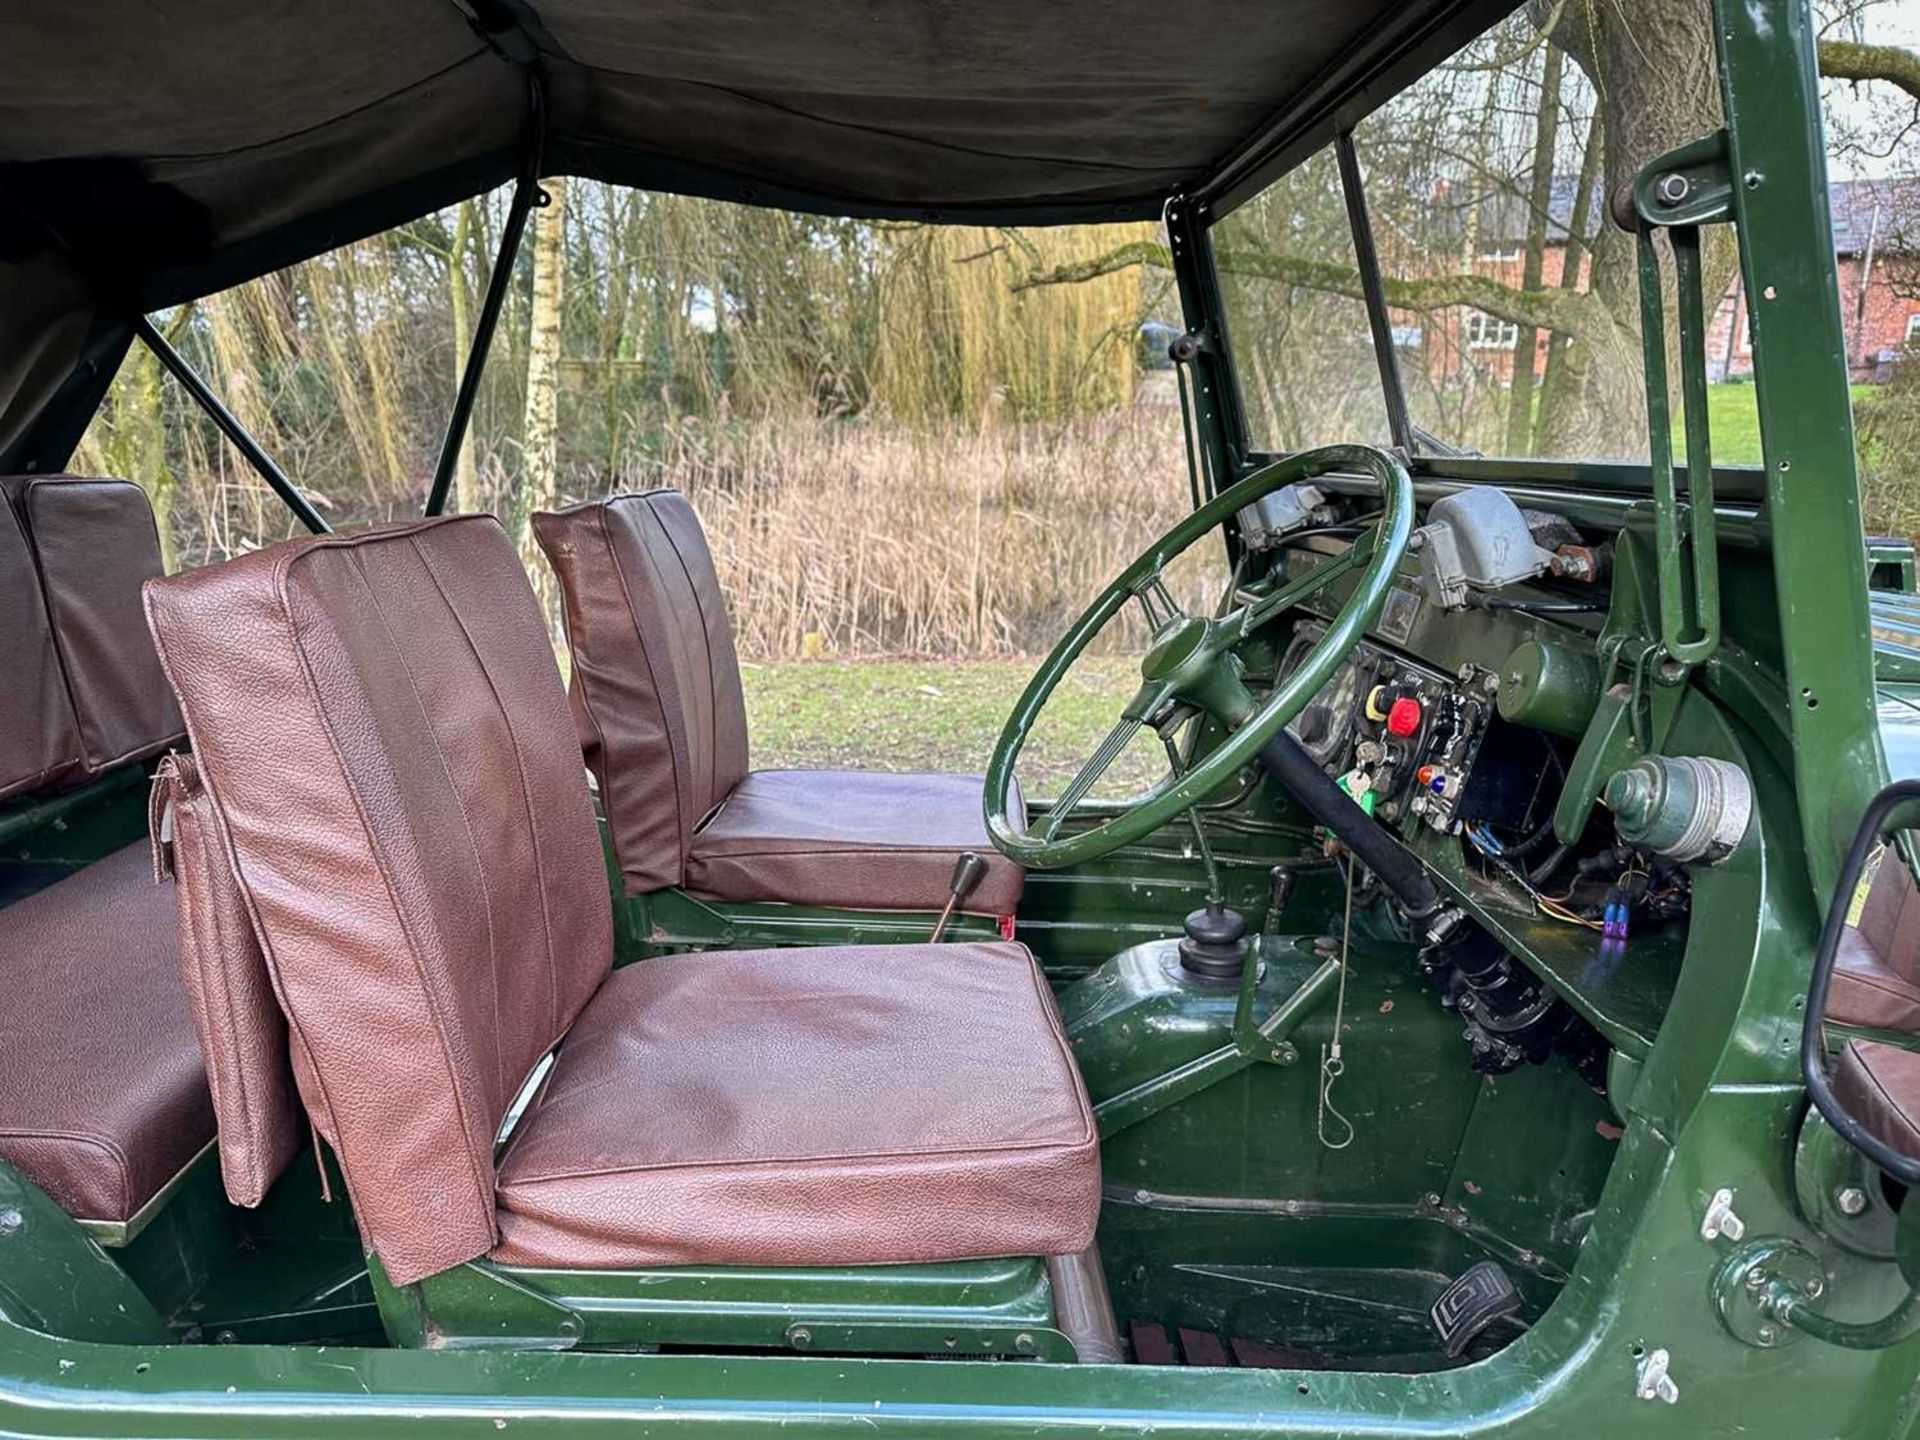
[587,407,1227,661]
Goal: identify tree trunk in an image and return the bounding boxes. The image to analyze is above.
[1537,0,1735,457]
[126,346,175,571]
[518,179,566,634]
[1535,115,1603,453]
[447,200,481,514]
[78,340,177,571]
[356,237,409,500]
[1504,42,1564,456]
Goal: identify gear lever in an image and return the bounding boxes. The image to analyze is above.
[930,851,988,942]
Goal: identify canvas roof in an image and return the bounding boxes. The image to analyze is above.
[0,0,1518,467]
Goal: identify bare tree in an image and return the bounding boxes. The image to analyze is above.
[1019,0,1920,458]
[1506,41,1564,454]
[518,179,566,631]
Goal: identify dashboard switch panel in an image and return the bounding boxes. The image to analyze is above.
[1280,624,1503,836]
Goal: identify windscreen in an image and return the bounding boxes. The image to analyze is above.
[1345,7,1743,464]
[1210,146,1393,454]
[1214,6,1782,468]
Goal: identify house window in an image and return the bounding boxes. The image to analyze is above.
[1739,309,1752,355]
[1463,310,1520,350]
[1480,246,1523,263]
[1905,312,1920,345]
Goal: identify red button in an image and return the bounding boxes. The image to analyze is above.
[1387,697,1422,737]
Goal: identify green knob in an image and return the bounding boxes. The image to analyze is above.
[1603,765,1657,833]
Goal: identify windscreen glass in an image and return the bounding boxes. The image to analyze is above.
[1211,145,1393,454]
[1346,8,1737,463]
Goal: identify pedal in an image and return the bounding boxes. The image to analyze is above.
[1429,1260,1521,1358]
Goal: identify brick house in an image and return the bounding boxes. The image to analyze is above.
[1407,176,1920,388]
[1706,178,1920,382]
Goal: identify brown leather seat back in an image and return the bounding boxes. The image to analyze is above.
[532,492,749,894]
[144,516,612,1284]
[0,488,83,802]
[150,753,302,1208]
[1831,849,1920,1033]
[3,476,185,776]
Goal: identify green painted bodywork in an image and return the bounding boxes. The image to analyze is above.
[1064,937,1338,1136]
[1716,2,1888,907]
[6,0,1920,1433]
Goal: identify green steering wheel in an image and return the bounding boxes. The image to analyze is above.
[984,443,1415,869]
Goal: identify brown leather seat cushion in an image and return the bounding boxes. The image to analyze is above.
[1831,850,1920,1032]
[1833,1038,1920,1159]
[1833,931,1920,1033]
[0,844,214,1221]
[493,941,1098,1270]
[686,768,1025,914]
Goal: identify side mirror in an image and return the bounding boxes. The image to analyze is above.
[1733,780,1920,1349]
[1802,779,1920,1190]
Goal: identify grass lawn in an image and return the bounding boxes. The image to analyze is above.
[740,655,1165,798]
[1688,382,1880,465]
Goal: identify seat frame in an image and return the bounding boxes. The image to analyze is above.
[367,1251,1083,1360]
[616,885,1009,959]
[72,1140,217,1248]
[0,1158,172,1345]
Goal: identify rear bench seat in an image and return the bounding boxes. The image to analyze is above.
[0,476,214,1226]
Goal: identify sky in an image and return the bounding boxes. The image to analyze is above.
[1825,1,1920,177]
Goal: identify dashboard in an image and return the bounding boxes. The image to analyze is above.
[1242,501,1687,1086]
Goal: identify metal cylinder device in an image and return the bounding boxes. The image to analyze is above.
[1604,755,1753,862]
[1496,640,1601,738]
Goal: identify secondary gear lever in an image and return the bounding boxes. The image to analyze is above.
[1262,864,1298,934]
[930,851,988,942]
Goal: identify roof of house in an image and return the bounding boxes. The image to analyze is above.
[1467,173,1920,255]
[1828,179,1920,255]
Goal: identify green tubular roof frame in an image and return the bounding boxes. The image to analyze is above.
[130,314,330,535]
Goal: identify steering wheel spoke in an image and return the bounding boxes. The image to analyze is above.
[1039,713,1147,840]
[1232,527,1374,639]
[1131,570,1187,633]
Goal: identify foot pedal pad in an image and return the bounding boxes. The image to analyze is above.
[1430,1260,1521,1358]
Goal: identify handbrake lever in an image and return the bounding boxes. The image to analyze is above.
[930,851,988,942]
